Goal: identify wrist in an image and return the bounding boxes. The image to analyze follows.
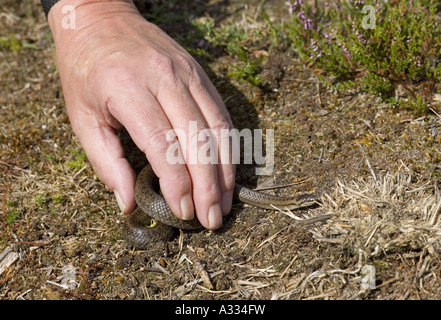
[47,0,138,41]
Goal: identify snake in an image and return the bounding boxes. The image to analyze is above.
[122,164,317,249]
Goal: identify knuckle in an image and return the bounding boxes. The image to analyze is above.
[160,171,191,192]
[150,51,175,76]
[187,123,217,157]
[147,127,174,151]
[189,74,204,92]
[197,180,220,202]
[175,53,196,76]
[186,65,208,93]
[211,120,232,135]
[188,122,209,142]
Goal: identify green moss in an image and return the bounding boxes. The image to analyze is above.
[0,33,21,52]
[6,209,20,224]
[66,148,87,169]
[33,193,46,207]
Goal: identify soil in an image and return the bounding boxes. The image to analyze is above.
[1,0,441,300]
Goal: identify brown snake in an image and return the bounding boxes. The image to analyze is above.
[122,164,317,249]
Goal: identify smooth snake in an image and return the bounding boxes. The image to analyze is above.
[122,164,317,249]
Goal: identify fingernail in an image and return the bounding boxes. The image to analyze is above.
[208,203,222,230]
[114,191,126,214]
[221,191,233,215]
[180,194,194,220]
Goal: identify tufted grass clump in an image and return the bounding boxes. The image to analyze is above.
[285,0,441,111]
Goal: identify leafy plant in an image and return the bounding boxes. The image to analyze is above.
[285,0,441,111]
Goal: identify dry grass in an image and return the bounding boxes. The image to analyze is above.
[173,164,441,300]
[304,165,441,299]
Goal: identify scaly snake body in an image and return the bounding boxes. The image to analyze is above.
[122,164,317,249]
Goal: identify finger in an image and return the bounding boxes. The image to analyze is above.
[156,76,223,230]
[70,111,137,215]
[107,91,195,221]
[189,72,236,216]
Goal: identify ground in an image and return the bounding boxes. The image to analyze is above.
[1,0,441,300]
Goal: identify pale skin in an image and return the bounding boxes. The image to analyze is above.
[48,0,235,229]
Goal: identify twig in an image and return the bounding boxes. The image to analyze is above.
[0,252,33,286]
[185,270,225,288]
[16,289,32,300]
[253,183,297,192]
[16,239,51,247]
[282,78,319,83]
[71,165,88,181]
[46,280,69,290]
[140,267,164,273]
[0,185,9,234]
[357,143,378,186]
[253,180,307,191]
[430,108,441,119]
[316,81,323,107]
[364,223,381,247]
[152,261,171,276]
[257,213,333,249]
[280,255,298,279]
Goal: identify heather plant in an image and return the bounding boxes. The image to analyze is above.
[285,0,441,111]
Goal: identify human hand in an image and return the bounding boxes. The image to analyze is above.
[47,0,235,229]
